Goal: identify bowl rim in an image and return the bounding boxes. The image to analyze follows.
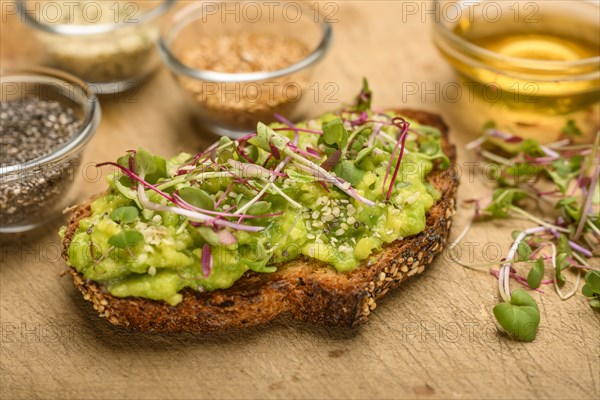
[157,1,333,82]
[0,66,101,177]
[16,0,176,36]
[432,0,600,70]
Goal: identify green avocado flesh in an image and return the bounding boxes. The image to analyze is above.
[61,109,449,305]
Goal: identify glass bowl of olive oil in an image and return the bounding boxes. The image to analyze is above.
[433,0,599,139]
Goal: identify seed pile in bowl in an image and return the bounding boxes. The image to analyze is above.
[178,32,310,130]
[37,1,158,84]
[0,99,82,227]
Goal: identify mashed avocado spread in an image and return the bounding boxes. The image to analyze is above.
[60,83,450,305]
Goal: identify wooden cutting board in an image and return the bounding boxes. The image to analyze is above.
[1,2,598,399]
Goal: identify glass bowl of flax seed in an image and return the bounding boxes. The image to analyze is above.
[158,1,333,138]
[0,67,100,233]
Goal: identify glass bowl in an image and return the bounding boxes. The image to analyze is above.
[158,1,333,138]
[0,67,101,233]
[17,0,176,94]
[432,0,600,140]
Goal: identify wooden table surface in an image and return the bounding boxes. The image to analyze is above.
[1,1,599,399]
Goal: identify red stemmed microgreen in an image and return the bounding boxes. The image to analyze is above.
[94,79,450,283]
[382,117,409,201]
[201,243,213,276]
[455,121,599,341]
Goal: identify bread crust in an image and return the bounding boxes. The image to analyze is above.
[61,109,458,333]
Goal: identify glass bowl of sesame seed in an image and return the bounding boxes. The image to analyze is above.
[17,0,176,94]
[0,66,101,233]
[158,1,333,138]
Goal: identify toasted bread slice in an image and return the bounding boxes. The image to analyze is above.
[61,109,458,333]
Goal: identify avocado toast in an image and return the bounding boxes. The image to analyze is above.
[60,85,458,333]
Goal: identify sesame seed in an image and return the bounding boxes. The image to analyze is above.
[335,229,345,236]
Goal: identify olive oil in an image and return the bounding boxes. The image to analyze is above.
[470,33,598,62]
[452,32,600,114]
[434,1,600,141]
[445,9,600,114]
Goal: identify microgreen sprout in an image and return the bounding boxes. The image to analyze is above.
[498,226,547,303]
[582,270,600,308]
[93,79,450,288]
[383,117,409,201]
[201,243,213,277]
[457,123,600,340]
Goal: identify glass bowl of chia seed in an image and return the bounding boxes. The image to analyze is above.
[17,0,176,94]
[0,66,100,233]
[158,1,332,138]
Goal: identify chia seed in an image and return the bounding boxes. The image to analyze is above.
[0,99,82,228]
[1,99,80,165]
